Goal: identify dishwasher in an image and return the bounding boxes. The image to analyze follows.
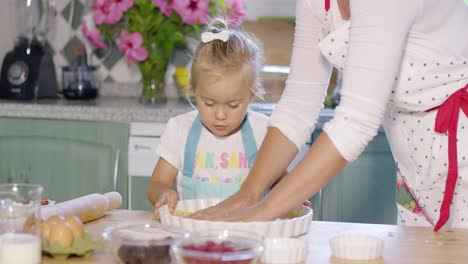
[128,122,165,210]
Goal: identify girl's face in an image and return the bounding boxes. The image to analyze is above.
[195,71,254,137]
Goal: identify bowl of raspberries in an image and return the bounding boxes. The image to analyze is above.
[171,229,264,264]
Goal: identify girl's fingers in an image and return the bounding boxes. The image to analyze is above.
[154,196,169,217]
[168,192,179,213]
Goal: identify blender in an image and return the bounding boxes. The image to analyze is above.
[0,0,58,100]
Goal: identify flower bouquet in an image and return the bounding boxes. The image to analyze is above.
[82,0,246,103]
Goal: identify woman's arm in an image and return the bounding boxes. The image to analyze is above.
[323,0,417,161]
[240,0,337,198]
[195,0,420,221]
[229,0,420,221]
[222,132,347,221]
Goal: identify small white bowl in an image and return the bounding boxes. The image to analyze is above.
[329,233,383,260]
[261,237,307,264]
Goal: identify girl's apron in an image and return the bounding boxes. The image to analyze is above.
[319,0,468,230]
[181,114,258,199]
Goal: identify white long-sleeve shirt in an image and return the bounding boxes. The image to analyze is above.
[269,0,468,161]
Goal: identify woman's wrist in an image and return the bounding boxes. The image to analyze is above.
[237,184,263,205]
[254,198,278,221]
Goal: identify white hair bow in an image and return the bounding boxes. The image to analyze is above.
[201,30,229,43]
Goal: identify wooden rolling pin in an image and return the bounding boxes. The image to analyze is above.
[41,192,122,223]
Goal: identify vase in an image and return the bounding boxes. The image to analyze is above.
[139,62,168,104]
[140,77,166,104]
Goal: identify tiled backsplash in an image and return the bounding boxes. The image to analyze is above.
[50,1,296,86]
[0,0,295,100]
[52,0,142,84]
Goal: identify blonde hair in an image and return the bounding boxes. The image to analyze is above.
[190,18,265,99]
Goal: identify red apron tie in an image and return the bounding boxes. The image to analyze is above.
[325,0,330,11]
[433,84,468,231]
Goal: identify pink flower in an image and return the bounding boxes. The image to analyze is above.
[224,0,246,28]
[152,0,173,16]
[82,20,108,49]
[118,31,148,64]
[115,0,134,12]
[93,0,123,25]
[172,0,210,25]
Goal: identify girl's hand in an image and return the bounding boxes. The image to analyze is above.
[303,200,312,207]
[190,192,258,220]
[154,190,178,217]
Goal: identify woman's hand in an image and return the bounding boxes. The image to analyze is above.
[192,199,274,222]
[153,189,178,217]
[190,192,258,220]
[213,201,275,222]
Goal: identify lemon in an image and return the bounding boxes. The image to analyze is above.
[174,67,189,88]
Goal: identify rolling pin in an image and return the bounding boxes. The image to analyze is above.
[41,192,123,223]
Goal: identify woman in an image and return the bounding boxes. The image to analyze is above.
[193,0,468,231]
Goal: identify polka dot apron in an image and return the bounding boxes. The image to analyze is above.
[318,0,468,230]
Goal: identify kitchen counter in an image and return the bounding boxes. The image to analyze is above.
[42,210,468,264]
[0,96,335,126]
[0,97,194,123]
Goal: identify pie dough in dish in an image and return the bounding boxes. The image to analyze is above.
[158,198,313,238]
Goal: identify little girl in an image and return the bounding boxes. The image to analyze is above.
[147,18,269,215]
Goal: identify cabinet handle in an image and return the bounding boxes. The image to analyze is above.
[134,144,151,150]
[113,148,120,192]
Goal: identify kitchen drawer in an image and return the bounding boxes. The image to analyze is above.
[128,136,160,176]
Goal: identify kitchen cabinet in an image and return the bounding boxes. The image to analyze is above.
[309,130,397,224]
[130,176,153,211]
[0,117,129,207]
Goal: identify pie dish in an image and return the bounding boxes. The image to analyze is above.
[159,198,313,238]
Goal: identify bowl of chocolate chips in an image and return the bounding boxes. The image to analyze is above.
[102,222,189,264]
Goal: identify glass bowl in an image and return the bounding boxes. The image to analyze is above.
[102,222,189,264]
[171,229,264,264]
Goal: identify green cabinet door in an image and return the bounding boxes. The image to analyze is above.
[130,176,153,211]
[309,130,397,224]
[0,117,129,208]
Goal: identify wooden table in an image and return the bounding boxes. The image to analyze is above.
[42,210,468,264]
